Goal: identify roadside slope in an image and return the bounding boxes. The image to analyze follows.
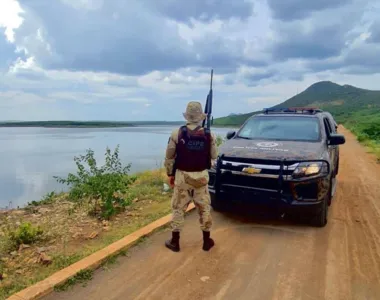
[44,126,380,300]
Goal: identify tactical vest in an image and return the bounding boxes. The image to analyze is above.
[175,125,211,172]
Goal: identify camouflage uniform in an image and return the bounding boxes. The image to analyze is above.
[164,101,218,252]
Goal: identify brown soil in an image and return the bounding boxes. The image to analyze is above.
[0,169,173,299]
[43,126,380,300]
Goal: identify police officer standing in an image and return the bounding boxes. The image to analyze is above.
[164,101,218,252]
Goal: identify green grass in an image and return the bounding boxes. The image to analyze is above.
[54,269,94,292]
[342,110,380,162]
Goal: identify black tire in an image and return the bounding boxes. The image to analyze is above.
[312,196,328,227]
[311,185,330,227]
[335,157,339,176]
[211,194,226,212]
[329,174,337,206]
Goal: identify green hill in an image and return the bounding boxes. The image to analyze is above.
[212,112,259,127]
[214,81,380,127]
[272,81,380,123]
[213,81,380,159]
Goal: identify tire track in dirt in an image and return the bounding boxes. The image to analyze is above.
[323,126,380,300]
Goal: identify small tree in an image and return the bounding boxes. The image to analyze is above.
[54,145,136,219]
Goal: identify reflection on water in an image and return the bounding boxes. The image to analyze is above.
[0,126,233,208]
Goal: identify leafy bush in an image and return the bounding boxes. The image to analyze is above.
[8,222,43,247]
[361,123,380,141]
[215,135,225,147]
[27,191,56,206]
[349,121,380,143]
[54,145,136,219]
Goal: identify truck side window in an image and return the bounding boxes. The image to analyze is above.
[324,118,332,138]
[327,117,336,133]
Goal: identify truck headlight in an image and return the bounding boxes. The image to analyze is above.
[292,161,328,179]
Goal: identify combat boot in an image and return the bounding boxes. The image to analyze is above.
[202,231,215,251]
[165,231,180,252]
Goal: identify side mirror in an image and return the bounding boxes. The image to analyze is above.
[226,131,236,140]
[329,133,345,145]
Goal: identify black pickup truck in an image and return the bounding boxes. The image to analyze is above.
[208,108,345,227]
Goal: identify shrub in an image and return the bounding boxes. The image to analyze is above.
[361,123,380,141]
[215,135,225,147]
[54,145,136,219]
[27,191,56,206]
[8,222,44,247]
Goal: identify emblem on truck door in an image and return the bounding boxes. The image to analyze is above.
[242,167,262,174]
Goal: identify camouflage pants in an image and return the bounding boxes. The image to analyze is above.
[171,180,213,232]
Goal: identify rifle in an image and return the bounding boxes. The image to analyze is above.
[202,69,213,134]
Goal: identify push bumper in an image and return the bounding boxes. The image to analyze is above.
[208,185,325,215]
[208,155,331,215]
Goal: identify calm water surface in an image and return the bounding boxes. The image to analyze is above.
[0,126,233,208]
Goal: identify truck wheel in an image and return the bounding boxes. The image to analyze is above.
[211,195,226,212]
[311,188,330,227]
[335,157,339,176]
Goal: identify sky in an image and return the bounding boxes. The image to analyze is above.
[0,0,380,121]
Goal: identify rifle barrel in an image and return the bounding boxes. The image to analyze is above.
[202,69,213,129]
[210,69,213,89]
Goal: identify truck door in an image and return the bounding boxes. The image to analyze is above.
[323,117,337,174]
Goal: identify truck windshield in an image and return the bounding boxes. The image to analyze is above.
[236,116,321,142]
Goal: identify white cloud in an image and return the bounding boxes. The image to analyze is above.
[0,0,379,121]
[0,0,24,42]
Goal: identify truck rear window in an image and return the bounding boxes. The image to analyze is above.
[237,116,321,142]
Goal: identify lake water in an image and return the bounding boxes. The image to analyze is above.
[0,126,233,209]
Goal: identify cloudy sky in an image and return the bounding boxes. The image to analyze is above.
[0,0,379,121]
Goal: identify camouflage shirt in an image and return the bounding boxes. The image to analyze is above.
[164,122,218,177]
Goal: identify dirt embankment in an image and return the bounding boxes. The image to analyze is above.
[0,169,173,299]
[44,126,380,300]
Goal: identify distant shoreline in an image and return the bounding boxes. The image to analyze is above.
[0,121,184,128]
[0,121,239,129]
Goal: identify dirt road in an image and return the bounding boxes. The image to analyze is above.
[45,127,380,300]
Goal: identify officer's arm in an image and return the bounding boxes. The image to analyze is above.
[164,130,178,176]
[210,132,218,160]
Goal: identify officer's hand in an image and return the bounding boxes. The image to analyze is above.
[168,176,175,188]
[211,159,217,168]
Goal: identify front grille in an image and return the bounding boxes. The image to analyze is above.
[220,156,297,177]
[209,156,325,203]
[220,172,291,193]
[221,173,275,189]
[222,163,294,176]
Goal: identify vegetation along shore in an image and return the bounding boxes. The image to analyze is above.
[0,137,225,299]
[0,147,170,299]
